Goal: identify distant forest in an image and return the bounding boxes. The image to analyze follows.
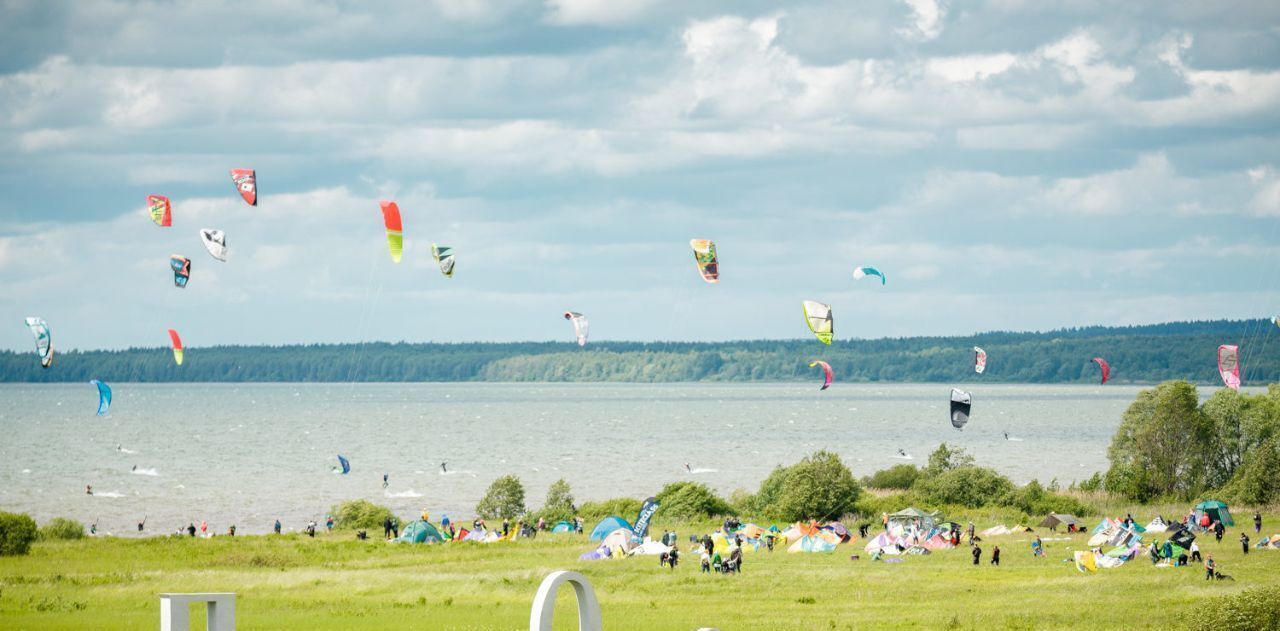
[2,319,1277,384]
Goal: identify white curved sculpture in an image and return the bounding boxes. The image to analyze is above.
[529,570,602,631]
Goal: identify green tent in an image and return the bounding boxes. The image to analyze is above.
[1194,500,1235,527]
[395,520,445,544]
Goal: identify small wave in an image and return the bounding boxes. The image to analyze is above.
[21,469,30,474]
[1005,437,1024,442]
[686,468,718,474]
[174,484,186,489]
[118,448,137,454]
[891,455,914,460]
[94,491,125,498]
[130,468,159,476]
[385,489,424,498]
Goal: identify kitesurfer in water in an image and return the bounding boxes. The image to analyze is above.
[382,473,389,489]
[1003,431,1009,440]
[441,462,447,474]
[86,485,93,495]
[897,449,907,458]
[131,465,137,472]
[685,463,692,473]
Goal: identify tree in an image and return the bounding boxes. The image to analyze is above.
[862,464,920,490]
[924,443,974,477]
[769,451,861,522]
[655,481,734,520]
[1220,438,1280,505]
[540,479,575,524]
[331,499,396,530]
[916,466,1014,508]
[1105,381,1212,500]
[476,475,526,520]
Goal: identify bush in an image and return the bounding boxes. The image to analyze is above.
[998,480,1091,517]
[38,517,85,541]
[655,481,734,520]
[1220,439,1280,505]
[767,450,861,522]
[577,497,642,525]
[924,443,975,477]
[538,479,576,524]
[915,466,1014,508]
[0,512,38,556]
[331,500,396,530]
[1072,472,1104,492]
[1191,586,1280,631]
[476,475,526,520]
[862,464,920,490]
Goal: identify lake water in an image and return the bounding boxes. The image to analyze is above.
[0,382,1187,535]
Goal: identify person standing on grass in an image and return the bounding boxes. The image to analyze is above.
[1241,532,1250,555]
[972,543,982,565]
[991,545,1001,566]
[383,517,392,539]
[1190,540,1202,562]
[1255,512,1262,534]
[274,519,282,534]
[1204,555,1216,580]
[1214,521,1225,543]
[502,518,510,538]
[1031,536,1044,557]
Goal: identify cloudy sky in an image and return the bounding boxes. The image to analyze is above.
[2,0,1279,351]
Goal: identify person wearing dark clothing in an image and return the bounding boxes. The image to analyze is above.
[383,517,393,539]
[1204,555,1216,580]
[187,523,196,537]
[274,519,282,534]
[1255,512,1263,534]
[502,519,510,538]
[137,517,146,533]
[668,547,679,570]
[703,535,714,556]
[1214,521,1225,543]
[990,546,1000,566]
[228,525,236,537]
[971,544,982,565]
[391,517,399,538]
[1241,533,1250,554]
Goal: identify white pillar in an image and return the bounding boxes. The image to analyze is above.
[159,593,235,631]
[529,571,602,631]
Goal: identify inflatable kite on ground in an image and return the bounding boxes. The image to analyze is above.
[24,317,53,369]
[973,347,986,374]
[147,195,171,227]
[564,312,588,346]
[200,229,227,261]
[170,255,191,288]
[852,266,886,285]
[950,388,971,430]
[432,244,455,278]
[336,455,351,475]
[230,169,257,206]
[802,301,833,345]
[1092,357,1110,384]
[91,380,112,416]
[168,329,184,366]
[690,239,719,283]
[809,360,833,390]
[378,201,403,263]
[1218,345,1241,390]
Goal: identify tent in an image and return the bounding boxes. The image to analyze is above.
[887,508,937,531]
[551,521,574,534]
[394,520,445,544]
[788,535,837,553]
[1144,516,1168,533]
[602,528,636,553]
[589,516,633,541]
[1037,514,1080,531]
[1193,500,1235,527]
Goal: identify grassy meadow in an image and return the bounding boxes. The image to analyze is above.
[2,508,1278,630]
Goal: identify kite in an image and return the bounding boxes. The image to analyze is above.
[564,312,588,346]
[432,244,455,278]
[230,168,257,206]
[378,201,403,263]
[689,239,719,283]
[1218,345,1241,390]
[852,266,886,285]
[91,380,112,416]
[147,195,172,227]
[336,455,351,475]
[802,301,833,345]
[168,329,184,366]
[950,388,971,430]
[200,229,227,261]
[170,255,191,288]
[24,317,53,369]
[809,360,833,390]
[1092,357,1110,385]
[973,347,986,374]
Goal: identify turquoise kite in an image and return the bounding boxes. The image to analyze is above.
[853,266,886,285]
[90,380,112,416]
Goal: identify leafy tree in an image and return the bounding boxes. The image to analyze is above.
[38,517,85,541]
[1220,438,1280,505]
[577,497,642,526]
[1105,381,1212,500]
[331,499,396,530]
[0,512,38,556]
[476,475,526,520]
[998,479,1090,516]
[768,451,861,521]
[924,443,974,477]
[915,466,1014,508]
[539,479,575,524]
[862,464,920,490]
[655,481,734,520]
[746,465,790,516]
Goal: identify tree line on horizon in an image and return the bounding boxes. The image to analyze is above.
[0,319,1275,384]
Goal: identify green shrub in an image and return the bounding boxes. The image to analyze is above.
[38,517,85,541]
[1072,472,1104,492]
[998,480,1091,517]
[862,464,920,490]
[577,497,643,525]
[853,492,920,523]
[331,500,396,530]
[655,481,734,520]
[1219,439,1280,505]
[0,511,38,556]
[537,478,576,524]
[915,466,1014,508]
[767,450,861,522]
[924,443,975,477]
[475,475,526,520]
[1191,586,1280,631]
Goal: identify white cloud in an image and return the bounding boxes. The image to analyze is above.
[544,0,661,25]
[955,123,1088,150]
[1248,166,1280,216]
[899,0,947,41]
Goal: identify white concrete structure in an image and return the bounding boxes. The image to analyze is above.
[160,593,235,631]
[529,571,602,631]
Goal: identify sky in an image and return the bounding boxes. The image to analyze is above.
[1,0,1279,351]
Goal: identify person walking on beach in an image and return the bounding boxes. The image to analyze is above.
[1204,555,1216,580]
[1254,511,1262,534]
[274,519,282,534]
[991,545,1000,566]
[1241,532,1250,555]
[971,543,982,565]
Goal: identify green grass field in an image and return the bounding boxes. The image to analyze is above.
[2,512,1278,630]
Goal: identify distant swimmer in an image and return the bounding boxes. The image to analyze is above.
[86,485,93,495]
[441,462,447,473]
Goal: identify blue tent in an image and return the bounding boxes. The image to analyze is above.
[395,520,445,544]
[551,521,575,534]
[589,516,633,541]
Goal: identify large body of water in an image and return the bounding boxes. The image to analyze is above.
[0,382,1184,535]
